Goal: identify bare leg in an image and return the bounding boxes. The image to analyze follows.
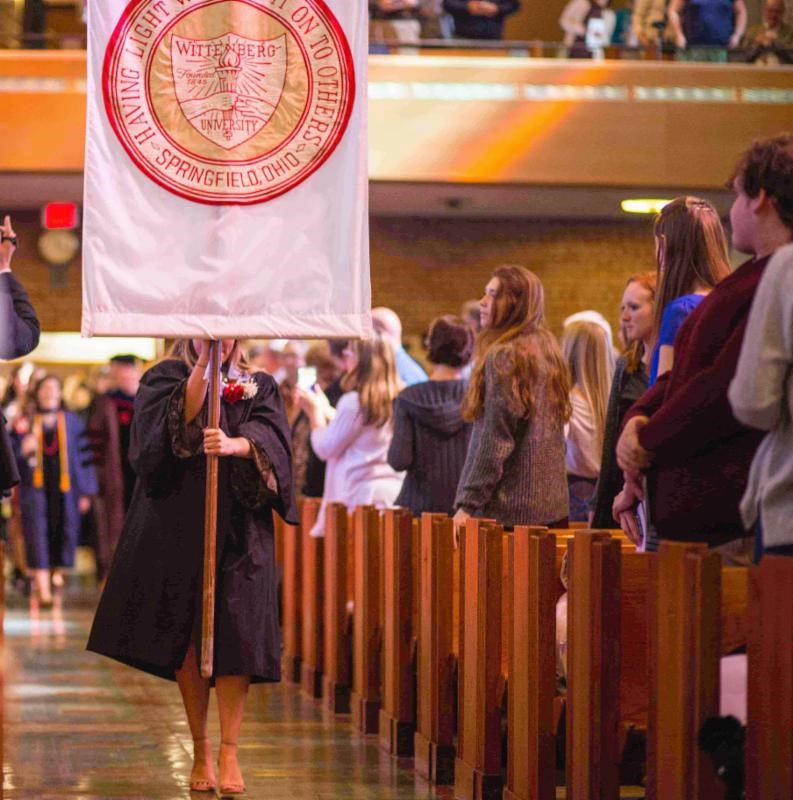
[175,642,216,790]
[32,569,52,605]
[216,675,250,792]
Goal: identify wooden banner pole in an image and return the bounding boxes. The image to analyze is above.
[200,339,222,679]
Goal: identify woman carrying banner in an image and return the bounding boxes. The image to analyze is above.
[88,339,297,796]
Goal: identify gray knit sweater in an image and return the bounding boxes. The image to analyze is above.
[454,351,568,527]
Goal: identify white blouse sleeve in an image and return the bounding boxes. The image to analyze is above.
[310,392,363,462]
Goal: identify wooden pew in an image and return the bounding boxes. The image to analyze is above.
[455,517,504,800]
[505,527,558,800]
[379,507,415,756]
[566,531,623,799]
[746,555,793,800]
[648,541,725,800]
[561,536,747,800]
[299,498,324,699]
[322,502,352,713]
[351,505,383,734]
[414,513,457,784]
[281,509,303,684]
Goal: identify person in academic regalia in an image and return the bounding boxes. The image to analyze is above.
[87,339,297,796]
[12,375,97,606]
[85,354,142,579]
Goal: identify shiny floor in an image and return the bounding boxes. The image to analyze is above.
[3,585,644,799]
[3,586,452,800]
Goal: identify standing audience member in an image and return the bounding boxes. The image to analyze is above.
[453,265,571,535]
[0,215,40,576]
[388,315,474,516]
[729,243,793,558]
[248,340,287,383]
[369,0,441,43]
[613,197,730,549]
[560,0,617,55]
[86,354,142,579]
[301,340,348,499]
[648,196,732,385]
[633,0,669,47]
[612,0,638,46]
[563,309,615,354]
[372,306,427,386]
[590,272,656,528]
[461,299,483,335]
[300,337,404,538]
[443,0,520,40]
[13,375,97,607]
[279,379,309,503]
[742,0,793,64]
[561,320,616,522]
[668,0,747,60]
[89,339,297,795]
[615,135,793,562]
[0,216,39,361]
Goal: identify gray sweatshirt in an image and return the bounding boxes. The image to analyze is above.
[729,243,793,548]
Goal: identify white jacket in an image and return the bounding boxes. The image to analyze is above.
[309,391,404,537]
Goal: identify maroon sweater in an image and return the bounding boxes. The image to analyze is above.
[624,256,770,546]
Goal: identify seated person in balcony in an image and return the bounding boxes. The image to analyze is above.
[560,0,617,56]
[442,0,521,40]
[632,0,669,47]
[742,0,793,64]
[369,0,440,44]
[667,0,747,61]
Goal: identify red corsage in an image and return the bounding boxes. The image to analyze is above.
[222,382,245,405]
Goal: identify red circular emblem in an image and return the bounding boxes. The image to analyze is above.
[103,0,355,205]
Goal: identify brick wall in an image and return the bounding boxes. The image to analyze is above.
[9,213,657,342]
[370,217,655,348]
[5,214,83,333]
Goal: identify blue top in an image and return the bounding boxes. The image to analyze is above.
[683,0,734,46]
[649,294,706,386]
[395,345,428,387]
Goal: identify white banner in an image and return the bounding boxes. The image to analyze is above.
[82,0,370,339]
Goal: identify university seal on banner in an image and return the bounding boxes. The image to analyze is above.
[103,0,355,205]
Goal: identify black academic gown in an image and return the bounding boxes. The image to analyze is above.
[87,359,298,683]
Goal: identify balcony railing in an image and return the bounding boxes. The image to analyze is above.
[0,28,791,67]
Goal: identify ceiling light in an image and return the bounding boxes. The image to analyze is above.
[621,199,673,215]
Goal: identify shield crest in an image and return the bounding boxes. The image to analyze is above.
[171,32,288,151]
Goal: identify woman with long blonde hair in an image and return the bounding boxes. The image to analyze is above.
[300,334,404,537]
[453,265,571,533]
[89,338,298,795]
[561,320,616,521]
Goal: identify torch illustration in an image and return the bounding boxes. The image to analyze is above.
[216,43,242,141]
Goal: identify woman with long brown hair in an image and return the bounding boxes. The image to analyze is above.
[589,272,657,528]
[300,335,404,537]
[89,338,297,795]
[648,196,732,384]
[453,265,571,533]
